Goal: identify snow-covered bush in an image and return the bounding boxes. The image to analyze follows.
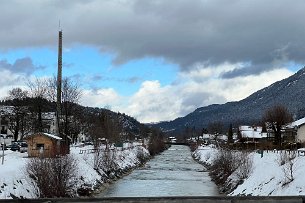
[94,149,118,175]
[136,146,148,164]
[210,148,238,185]
[205,152,211,161]
[208,148,254,193]
[277,151,297,184]
[235,151,253,180]
[26,155,78,198]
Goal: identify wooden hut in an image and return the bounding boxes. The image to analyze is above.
[25,132,68,157]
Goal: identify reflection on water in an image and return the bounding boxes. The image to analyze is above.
[97,145,219,197]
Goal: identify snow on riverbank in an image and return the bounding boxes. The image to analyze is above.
[193,145,305,196]
[192,145,218,165]
[0,143,149,199]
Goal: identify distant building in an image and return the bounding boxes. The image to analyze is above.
[287,117,305,143]
[41,112,57,134]
[0,116,10,135]
[0,134,13,145]
[238,125,268,142]
[201,134,228,142]
[168,136,177,143]
[0,106,14,144]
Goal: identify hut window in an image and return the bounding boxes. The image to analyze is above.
[1,126,6,134]
[36,143,44,149]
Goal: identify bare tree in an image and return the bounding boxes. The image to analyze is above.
[89,113,107,147]
[69,115,82,144]
[89,112,122,175]
[89,111,122,147]
[183,126,192,140]
[208,121,224,145]
[208,121,223,135]
[6,88,29,141]
[45,75,57,103]
[19,112,32,139]
[61,78,82,139]
[148,129,166,156]
[263,105,293,148]
[46,76,82,140]
[27,78,48,133]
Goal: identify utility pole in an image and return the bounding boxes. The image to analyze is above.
[2,142,4,165]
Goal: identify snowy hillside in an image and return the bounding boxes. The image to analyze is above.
[228,151,305,196]
[193,145,305,196]
[0,144,149,199]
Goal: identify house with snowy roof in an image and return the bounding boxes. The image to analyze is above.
[238,125,268,142]
[286,117,305,143]
[201,133,228,141]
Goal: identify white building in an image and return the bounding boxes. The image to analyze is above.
[287,117,305,143]
[0,106,14,140]
[239,125,268,140]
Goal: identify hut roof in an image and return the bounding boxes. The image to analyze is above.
[25,132,62,140]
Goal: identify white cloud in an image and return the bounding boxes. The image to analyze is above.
[121,65,294,123]
[0,70,28,99]
[76,64,294,123]
[124,81,181,122]
[218,68,293,101]
[181,62,239,81]
[80,88,122,110]
[0,63,295,124]
[178,65,293,101]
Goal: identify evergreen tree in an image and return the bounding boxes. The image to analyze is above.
[237,127,242,141]
[228,123,233,144]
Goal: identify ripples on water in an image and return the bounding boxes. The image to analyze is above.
[97,145,219,197]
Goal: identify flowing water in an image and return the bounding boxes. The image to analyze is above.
[97,145,219,197]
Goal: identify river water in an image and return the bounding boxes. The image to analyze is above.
[97,145,219,197]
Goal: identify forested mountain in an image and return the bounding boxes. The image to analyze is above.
[0,98,148,141]
[75,105,148,140]
[153,67,305,134]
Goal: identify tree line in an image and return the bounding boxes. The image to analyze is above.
[0,77,81,142]
[183,104,296,149]
[1,77,166,152]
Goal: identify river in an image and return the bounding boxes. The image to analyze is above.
[97,145,219,197]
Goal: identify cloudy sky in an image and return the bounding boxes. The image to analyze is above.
[0,0,304,123]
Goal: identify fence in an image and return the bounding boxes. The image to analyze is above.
[79,145,139,154]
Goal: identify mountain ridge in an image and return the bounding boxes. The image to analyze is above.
[152,67,305,134]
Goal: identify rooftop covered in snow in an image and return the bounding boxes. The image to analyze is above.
[288,117,305,128]
[239,125,267,139]
[25,132,62,140]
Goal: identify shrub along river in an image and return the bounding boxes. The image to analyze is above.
[97,145,218,197]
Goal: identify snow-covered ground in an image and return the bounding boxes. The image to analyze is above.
[0,143,149,199]
[193,145,305,196]
[192,145,218,165]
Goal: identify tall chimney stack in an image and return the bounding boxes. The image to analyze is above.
[56,29,62,136]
